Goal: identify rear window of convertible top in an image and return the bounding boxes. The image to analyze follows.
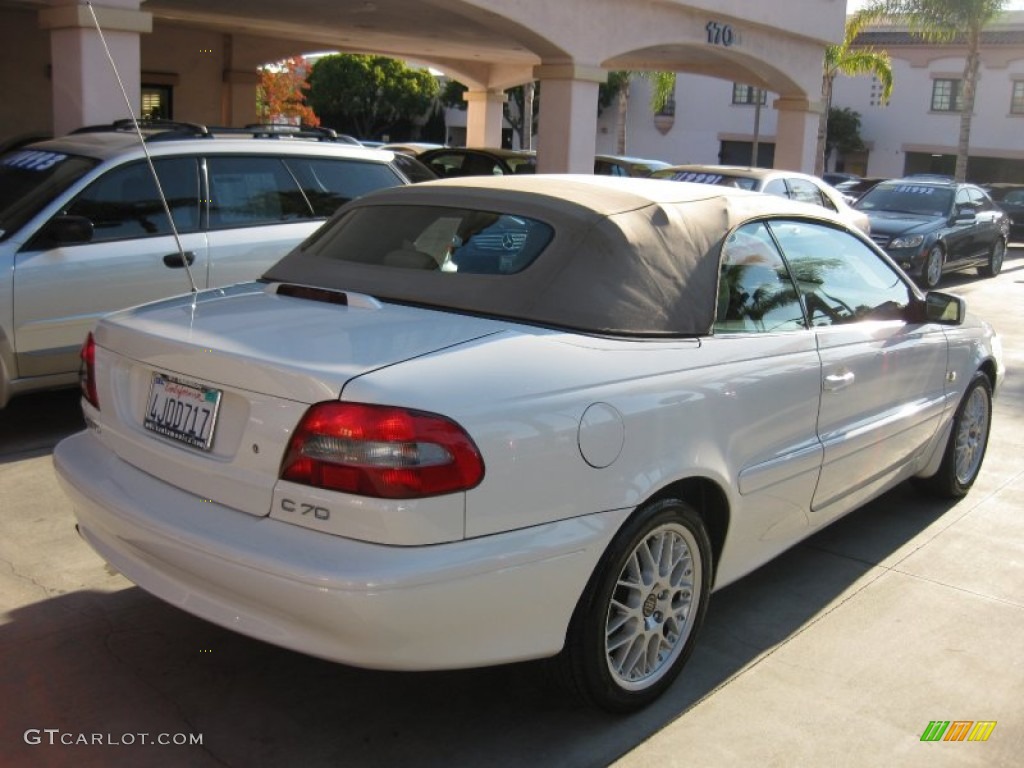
[294,205,554,276]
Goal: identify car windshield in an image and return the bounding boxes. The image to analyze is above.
[854,183,954,217]
[650,169,758,191]
[276,204,553,276]
[0,149,99,240]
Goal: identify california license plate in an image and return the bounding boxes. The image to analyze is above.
[144,373,222,451]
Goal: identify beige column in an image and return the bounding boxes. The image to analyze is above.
[772,96,823,174]
[39,0,152,137]
[463,89,506,147]
[533,64,605,173]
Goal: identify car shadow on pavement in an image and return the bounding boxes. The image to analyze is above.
[0,485,956,768]
[0,389,83,463]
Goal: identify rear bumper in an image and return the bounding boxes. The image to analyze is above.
[54,431,627,670]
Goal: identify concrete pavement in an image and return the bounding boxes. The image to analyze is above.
[1,250,1021,767]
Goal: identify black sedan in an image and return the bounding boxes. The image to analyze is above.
[982,183,1024,240]
[854,178,1009,288]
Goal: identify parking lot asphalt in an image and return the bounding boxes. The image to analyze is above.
[1,249,1022,768]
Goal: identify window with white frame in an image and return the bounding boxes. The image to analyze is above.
[931,78,963,112]
[1012,81,1024,115]
[732,83,767,105]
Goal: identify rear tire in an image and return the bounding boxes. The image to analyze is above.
[978,238,1005,278]
[916,372,992,498]
[558,498,712,712]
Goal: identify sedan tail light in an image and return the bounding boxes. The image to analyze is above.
[79,332,99,409]
[280,402,484,499]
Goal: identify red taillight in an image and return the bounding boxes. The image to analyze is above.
[280,402,485,499]
[79,332,99,409]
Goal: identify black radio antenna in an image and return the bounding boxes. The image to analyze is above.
[85,1,198,297]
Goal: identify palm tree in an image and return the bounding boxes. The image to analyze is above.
[862,0,1009,181]
[604,71,677,155]
[816,9,893,176]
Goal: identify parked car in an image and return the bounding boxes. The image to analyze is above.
[54,175,1002,711]
[981,183,1024,240]
[380,142,445,156]
[650,164,871,235]
[0,120,414,408]
[594,154,672,177]
[822,171,859,187]
[834,176,889,205]
[418,147,536,177]
[853,178,1009,289]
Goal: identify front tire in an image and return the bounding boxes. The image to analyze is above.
[917,372,992,498]
[921,244,944,289]
[559,499,712,712]
[978,238,1005,278]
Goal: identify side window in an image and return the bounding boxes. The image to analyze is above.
[955,187,972,211]
[768,220,912,326]
[786,177,826,208]
[762,178,788,198]
[207,156,311,229]
[284,157,402,217]
[967,187,993,212]
[63,157,199,242]
[715,221,806,333]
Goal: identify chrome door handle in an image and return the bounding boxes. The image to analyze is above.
[823,371,855,392]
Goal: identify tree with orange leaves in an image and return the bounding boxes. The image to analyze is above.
[256,57,319,126]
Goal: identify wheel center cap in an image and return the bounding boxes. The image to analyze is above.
[642,592,658,618]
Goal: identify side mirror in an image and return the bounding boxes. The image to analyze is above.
[924,291,965,325]
[40,215,95,246]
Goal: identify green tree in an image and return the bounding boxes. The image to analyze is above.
[826,106,866,167]
[600,71,677,155]
[306,54,440,140]
[862,0,1009,181]
[817,10,892,176]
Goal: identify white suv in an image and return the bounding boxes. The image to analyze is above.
[0,121,412,407]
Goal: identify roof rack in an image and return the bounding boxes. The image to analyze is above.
[241,124,363,144]
[70,119,212,141]
[68,119,367,145]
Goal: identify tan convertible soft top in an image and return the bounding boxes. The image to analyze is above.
[265,175,844,336]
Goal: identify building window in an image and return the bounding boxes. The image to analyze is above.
[657,95,676,118]
[141,85,173,120]
[931,79,962,112]
[1012,81,1024,115]
[732,84,767,105]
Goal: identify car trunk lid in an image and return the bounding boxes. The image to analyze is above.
[89,282,504,518]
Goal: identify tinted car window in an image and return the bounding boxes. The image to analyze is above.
[0,150,100,240]
[63,157,200,242]
[296,205,553,276]
[785,178,827,207]
[716,221,804,333]
[284,157,404,216]
[768,220,912,326]
[967,187,994,211]
[208,156,310,228]
[389,153,437,184]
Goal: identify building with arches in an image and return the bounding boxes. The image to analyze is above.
[0,0,845,173]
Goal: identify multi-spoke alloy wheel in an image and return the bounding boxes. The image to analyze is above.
[560,499,711,712]
[604,522,700,689]
[953,381,991,487]
[916,372,992,498]
[923,244,944,289]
